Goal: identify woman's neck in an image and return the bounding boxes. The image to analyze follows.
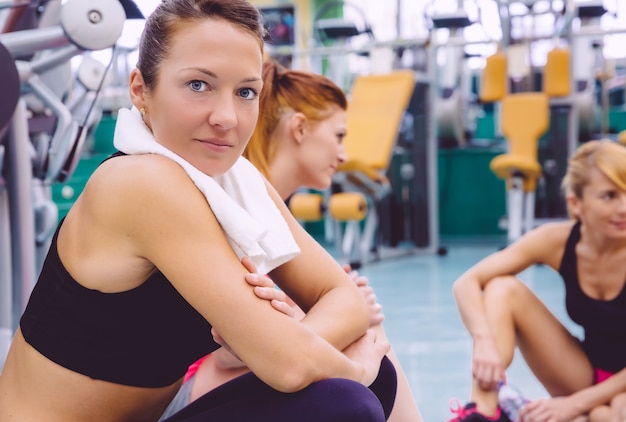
[580,221,626,257]
[268,162,301,201]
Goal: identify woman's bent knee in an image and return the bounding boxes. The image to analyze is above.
[368,355,397,419]
[309,378,386,422]
[483,276,529,306]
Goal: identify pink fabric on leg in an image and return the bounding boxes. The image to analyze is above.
[594,368,614,384]
[184,355,209,382]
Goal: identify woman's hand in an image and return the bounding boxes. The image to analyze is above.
[609,392,626,422]
[242,256,295,319]
[471,334,505,391]
[342,328,390,387]
[518,397,581,422]
[343,265,384,327]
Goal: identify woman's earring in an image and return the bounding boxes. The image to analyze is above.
[140,108,146,119]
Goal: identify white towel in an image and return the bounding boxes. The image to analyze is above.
[113,107,300,274]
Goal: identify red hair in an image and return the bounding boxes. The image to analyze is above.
[244,60,347,180]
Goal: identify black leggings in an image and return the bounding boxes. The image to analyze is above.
[163,356,397,422]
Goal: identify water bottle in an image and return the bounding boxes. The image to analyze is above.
[498,381,530,422]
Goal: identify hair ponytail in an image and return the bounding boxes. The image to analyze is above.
[244,59,347,181]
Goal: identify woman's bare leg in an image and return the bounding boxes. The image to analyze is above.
[589,405,610,421]
[385,345,423,422]
[189,351,250,402]
[471,276,594,415]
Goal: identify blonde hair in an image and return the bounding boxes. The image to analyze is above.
[244,60,347,180]
[562,140,626,217]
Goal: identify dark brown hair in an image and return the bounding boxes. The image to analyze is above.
[137,0,266,91]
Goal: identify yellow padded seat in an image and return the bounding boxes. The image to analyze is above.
[490,92,550,192]
[289,193,324,221]
[328,192,368,221]
[543,47,571,97]
[338,70,415,187]
[480,50,508,103]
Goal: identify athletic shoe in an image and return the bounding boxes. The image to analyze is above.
[447,399,512,422]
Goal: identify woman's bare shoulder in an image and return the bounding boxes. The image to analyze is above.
[528,220,576,243]
[89,154,192,193]
[58,154,215,290]
[82,154,207,220]
[516,219,576,268]
[71,153,216,251]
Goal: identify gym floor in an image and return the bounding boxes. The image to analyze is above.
[336,234,580,421]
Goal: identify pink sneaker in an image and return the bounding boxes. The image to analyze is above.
[447,399,511,422]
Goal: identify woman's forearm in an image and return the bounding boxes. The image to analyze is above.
[453,275,494,340]
[299,284,370,351]
[568,370,626,415]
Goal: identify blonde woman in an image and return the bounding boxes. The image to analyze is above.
[449,140,626,422]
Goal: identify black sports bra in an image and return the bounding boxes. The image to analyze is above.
[559,221,626,373]
[21,217,219,388]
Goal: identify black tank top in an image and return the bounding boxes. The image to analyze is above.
[559,221,626,373]
[20,154,219,387]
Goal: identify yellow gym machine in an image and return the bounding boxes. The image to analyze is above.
[484,0,623,243]
[484,45,569,243]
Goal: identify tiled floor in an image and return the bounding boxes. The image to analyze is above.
[345,236,581,422]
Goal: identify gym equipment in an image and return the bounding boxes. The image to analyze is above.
[328,192,368,222]
[337,71,415,195]
[311,0,375,91]
[327,192,368,266]
[313,1,374,45]
[0,42,20,137]
[480,4,593,241]
[0,41,20,373]
[0,0,127,371]
[289,191,369,265]
[490,93,550,243]
[537,45,572,220]
[544,46,571,97]
[332,71,415,264]
[480,48,507,103]
[431,10,474,148]
[289,193,325,222]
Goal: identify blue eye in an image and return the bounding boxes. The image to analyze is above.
[239,88,258,100]
[188,80,207,92]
